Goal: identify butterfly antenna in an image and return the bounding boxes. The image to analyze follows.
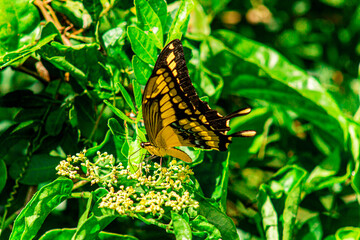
[128,148,141,159]
[127,148,142,173]
[119,135,133,141]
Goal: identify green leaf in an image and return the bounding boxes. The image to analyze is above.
[187,2,210,39]
[211,152,230,211]
[117,82,136,113]
[305,148,345,192]
[37,42,108,88]
[9,178,73,240]
[199,67,223,104]
[108,118,127,159]
[127,26,157,65]
[0,159,7,193]
[0,34,57,68]
[104,100,133,123]
[9,154,63,185]
[148,0,168,32]
[83,0,103,22]
[167,0,194,43]
[282,170,306,240]
[14,107,47,123]
[190,215,222,240]
[78,192,93,227]
[45,106,67,136]
[210,31,348,144]
[132,78,142,110]
[197,195,239,240]
[102,25,126,50]
[40,22,62,43]
[0,90,56,108]
[39,229,76,239]
[85,130,112,157]
[353,160,360,195]
[171,211,192,240]
[74,95,96,138]
[135,0,164,48]
[257,185,279,240]
[132,55,152,85]
[39,229,140,240]
[71,190,117,240]
[51,0,92,29]
[349,123,360,161]
[257,166,307,240]
[0,121,37,159]
[296,216,323,240]
[335,227,360,240]
[73,214,117,240]
[198,0,231,16]
[108,118,125,136]
[97,232,139,240]
[0,0,40,56]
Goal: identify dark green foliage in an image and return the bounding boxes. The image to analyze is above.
[0,0,359,239]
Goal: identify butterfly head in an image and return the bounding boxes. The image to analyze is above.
[141,142,167,158]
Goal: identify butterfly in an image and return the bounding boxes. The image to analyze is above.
[140,39,256,163]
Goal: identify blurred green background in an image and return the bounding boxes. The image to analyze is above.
[0,0,360,239]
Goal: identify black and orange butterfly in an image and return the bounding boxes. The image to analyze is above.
[140,39,255,163]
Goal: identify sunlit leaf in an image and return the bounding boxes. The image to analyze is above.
[167,0,194,43]
[9,178,73,240]
[127,26,157,65]
[135,0,163,48]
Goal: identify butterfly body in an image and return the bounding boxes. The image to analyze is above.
[141,40,255,163]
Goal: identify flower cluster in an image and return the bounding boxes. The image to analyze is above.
[56,150,199,217]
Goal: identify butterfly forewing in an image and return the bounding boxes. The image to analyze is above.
[142,40,241,152]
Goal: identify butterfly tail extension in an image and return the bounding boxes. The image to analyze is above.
[231,130,257,137]
[225,108,252,119]
[207,108,252,127]
[165,148,193,163]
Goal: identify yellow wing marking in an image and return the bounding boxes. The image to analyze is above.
[193,125,207,132]
[161,107,175,119]
[185,109,192,115]
[198,131,217,137]
[184,122,198,130]
[169,61,176,70]
[199,115,207,123]
[156,68,166,75]
[162,115,176,127]
[155,74,165,85]
[206,141,217,147]
[169,89,177,97]
[168,81,175,89]
[178,102,187,109]
[161,86,170,94]
[160,101,172,112]
[151,81,167,98]
[167,52,175,64]
[202,136,214,141]
[179,119,189,125]
[173,96,182,103]
[160,94,170,106]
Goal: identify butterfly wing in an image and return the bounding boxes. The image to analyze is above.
[142,39,255,151]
